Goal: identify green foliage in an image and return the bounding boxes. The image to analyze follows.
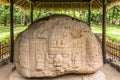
[0,4,120,42]
[107,5,120,25]
[0,25,27,42]
[0,5,10,25]
[0,4,120,25]
[107,33,120,42]
[91,25,120,42]
[0,34,9,42]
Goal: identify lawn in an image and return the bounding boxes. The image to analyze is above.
[0,24,120,42]
[91,24,120,42]
[0,24,27,42]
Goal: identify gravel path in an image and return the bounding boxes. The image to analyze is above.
[0,63,120,80]
[102,64,120,80]
[0,63,14,80]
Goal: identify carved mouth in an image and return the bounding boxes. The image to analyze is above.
[54,63,62,67]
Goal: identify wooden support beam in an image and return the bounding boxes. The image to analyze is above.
[90,0,95,3]
[10,0,14,63]
[88,3,91,28]
[27,0,33,3]
[28,0,91,2]
[31,3,33,23]
[102,0,107,64]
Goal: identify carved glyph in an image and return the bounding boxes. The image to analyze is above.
[14,15,103,78]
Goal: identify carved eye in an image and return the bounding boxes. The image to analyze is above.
[49,48,55,52]
[33,33,37,38]
[51,41,55,47]
[62,52,68,58]
[49,54,54,58]
[62,54,68,58]
[82,30,87,33]
[79,34,82,37]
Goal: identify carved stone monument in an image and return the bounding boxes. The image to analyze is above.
[10,15,106,80]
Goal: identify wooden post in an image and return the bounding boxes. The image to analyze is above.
[88,3,91,28]
[10,0,14,63]
[102,0,107,64]
[119,46,120,61]
[0,43,1,59]
[31,3,33,23]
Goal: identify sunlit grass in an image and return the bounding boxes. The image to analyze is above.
[91,24,120,42]
[0,24,27,42]
[0,24,120,42]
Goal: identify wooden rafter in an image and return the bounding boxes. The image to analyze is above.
[0,0,120,11]
[102,0,107,64]
[28,0,91,2]
[10,0,14,63]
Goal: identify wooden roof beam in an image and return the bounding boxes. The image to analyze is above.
[26,0,33,3]
[90,0,95,3]
[27,0,91,2]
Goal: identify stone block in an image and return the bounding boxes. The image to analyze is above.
[9,70,106,80]
[14,15,103,78]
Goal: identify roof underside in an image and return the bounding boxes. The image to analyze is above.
[0,0,120,10]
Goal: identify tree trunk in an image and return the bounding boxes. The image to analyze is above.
[119,19,120,26]
[0,16,1,24]
[112,7,116,24]
[4,18,7,26]
[21,15,24,25]
[24,15,28,26]
[0,12,1,24]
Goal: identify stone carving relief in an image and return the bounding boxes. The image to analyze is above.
[14,15,103,78]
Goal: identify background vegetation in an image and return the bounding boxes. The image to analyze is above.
[0,4,120,42]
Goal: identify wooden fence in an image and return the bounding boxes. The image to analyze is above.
[0,38,10,67]
[97,37,120,62]
[0,36,120,67]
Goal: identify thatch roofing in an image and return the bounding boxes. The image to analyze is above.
[0,0,120,10]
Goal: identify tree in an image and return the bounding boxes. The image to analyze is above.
[0,5,10,26]
[0,4,120,26]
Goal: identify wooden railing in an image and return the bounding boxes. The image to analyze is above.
[0,38,10,67]
[0,36,120,67]
[97,37,120,62]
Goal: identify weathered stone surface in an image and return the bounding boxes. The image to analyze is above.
[9,70,106,80]
[14,15,103,78]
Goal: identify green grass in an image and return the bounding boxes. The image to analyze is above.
[0,24,27,42]
[0,24,120,43]
[91,24,120,42]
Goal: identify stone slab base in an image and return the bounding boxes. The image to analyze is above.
[9,70,106,80]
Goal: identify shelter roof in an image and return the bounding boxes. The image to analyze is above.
[0,0,120,10]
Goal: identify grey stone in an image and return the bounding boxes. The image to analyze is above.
[14,15,103,78]
[9,70,106,80]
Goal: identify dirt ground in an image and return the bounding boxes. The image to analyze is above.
[102,64,120,80]
[0,63,14,80]
[0,63,120,80]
